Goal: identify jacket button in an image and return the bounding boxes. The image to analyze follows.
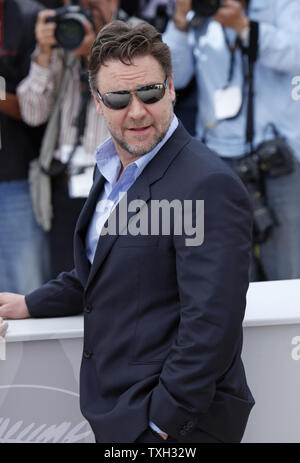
[83,350,93,359]
[85,305,92,313]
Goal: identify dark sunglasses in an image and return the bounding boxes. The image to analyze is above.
[96,77,169,110]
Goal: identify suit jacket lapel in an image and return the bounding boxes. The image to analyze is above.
[74,171,105,287]
[84,121,191,292]
[85,173,151,290]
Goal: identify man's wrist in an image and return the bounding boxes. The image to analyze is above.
[149,421,168,439]
[34,46,53,67]
[173,14,189,32]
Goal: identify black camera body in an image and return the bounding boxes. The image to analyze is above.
[191,0,222,17]
[235,138,294,182]
[189,0,242,27]
[254,137,294,178]
[233,154,274,244]
[233,138,295,243]
[46,5,94,51]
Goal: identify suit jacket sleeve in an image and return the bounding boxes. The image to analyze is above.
[25,269,84,318]
[149,171,253,438]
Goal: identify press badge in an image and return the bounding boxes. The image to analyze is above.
[214,86,242,121]
[61,145,94,198]
[68,166,94,198]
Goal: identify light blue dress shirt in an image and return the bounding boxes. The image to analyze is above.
[163,0,300,159]
[85,115,178,438]
[86,115,178,263]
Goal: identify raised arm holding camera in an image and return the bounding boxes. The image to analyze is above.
[164,0,300,281]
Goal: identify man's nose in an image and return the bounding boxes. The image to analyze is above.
[127,93,148,118]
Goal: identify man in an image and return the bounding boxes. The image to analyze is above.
[163,0,300,281]
[16,0,129,278]
[0,0,51,294]
[0,20,254,443]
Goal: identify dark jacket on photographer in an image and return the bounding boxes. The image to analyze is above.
[0,0,45,182]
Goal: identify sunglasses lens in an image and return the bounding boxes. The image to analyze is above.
[137,86,165,105]
[103,92,131,110]
[99,80,167,110]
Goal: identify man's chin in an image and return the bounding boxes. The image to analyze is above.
[121,136,159,157]
[111,124,168,157]
[124,147,153,157]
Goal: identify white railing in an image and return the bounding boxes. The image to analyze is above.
[1,279,300,443]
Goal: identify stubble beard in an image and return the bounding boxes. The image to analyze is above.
[105,103,174,158]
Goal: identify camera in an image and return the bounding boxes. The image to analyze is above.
[139,4,171,33]
[191,0,222,18]
[46,5,94,51]
[233,155,275,244]
[232,137,295,243]
[254,137,294,178]
[188,0,241,27]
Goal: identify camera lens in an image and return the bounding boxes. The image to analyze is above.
[55,18,85,50]
[191,0,221,17]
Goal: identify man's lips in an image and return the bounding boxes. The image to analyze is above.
[127,125,152,132]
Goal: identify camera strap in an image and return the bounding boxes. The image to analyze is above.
[41,58,90,178]
[201,28,245,144]
[245,20,259,153]
[223,29,241,88]
[67,58,90,168]
[211,17,259,143]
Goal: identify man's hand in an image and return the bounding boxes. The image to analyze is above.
[173,0,192,31]
[0,317,8,337]
[73,20,96,58]
[214,0,249,34]
[0,293,31,320]
[88,0,116,32]
[34,9,57,67]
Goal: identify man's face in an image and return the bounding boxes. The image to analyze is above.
[79,0,119,31]
[93,55,176,161]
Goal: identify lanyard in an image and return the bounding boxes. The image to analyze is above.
[222,27,241,88]
[222,0,250,87]
[201,27,248,144]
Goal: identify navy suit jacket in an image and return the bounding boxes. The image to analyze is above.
[26,122,255,443]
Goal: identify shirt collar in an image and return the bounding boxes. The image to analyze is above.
[94,115,179,187]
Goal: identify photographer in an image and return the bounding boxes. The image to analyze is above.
[17,0,133,278]
[0,0,51,294]
[163,0,300,281]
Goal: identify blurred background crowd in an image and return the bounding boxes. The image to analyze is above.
[1,0,300,295]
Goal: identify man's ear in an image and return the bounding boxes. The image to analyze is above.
[168,74,176,104]
[92,90,103,115]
